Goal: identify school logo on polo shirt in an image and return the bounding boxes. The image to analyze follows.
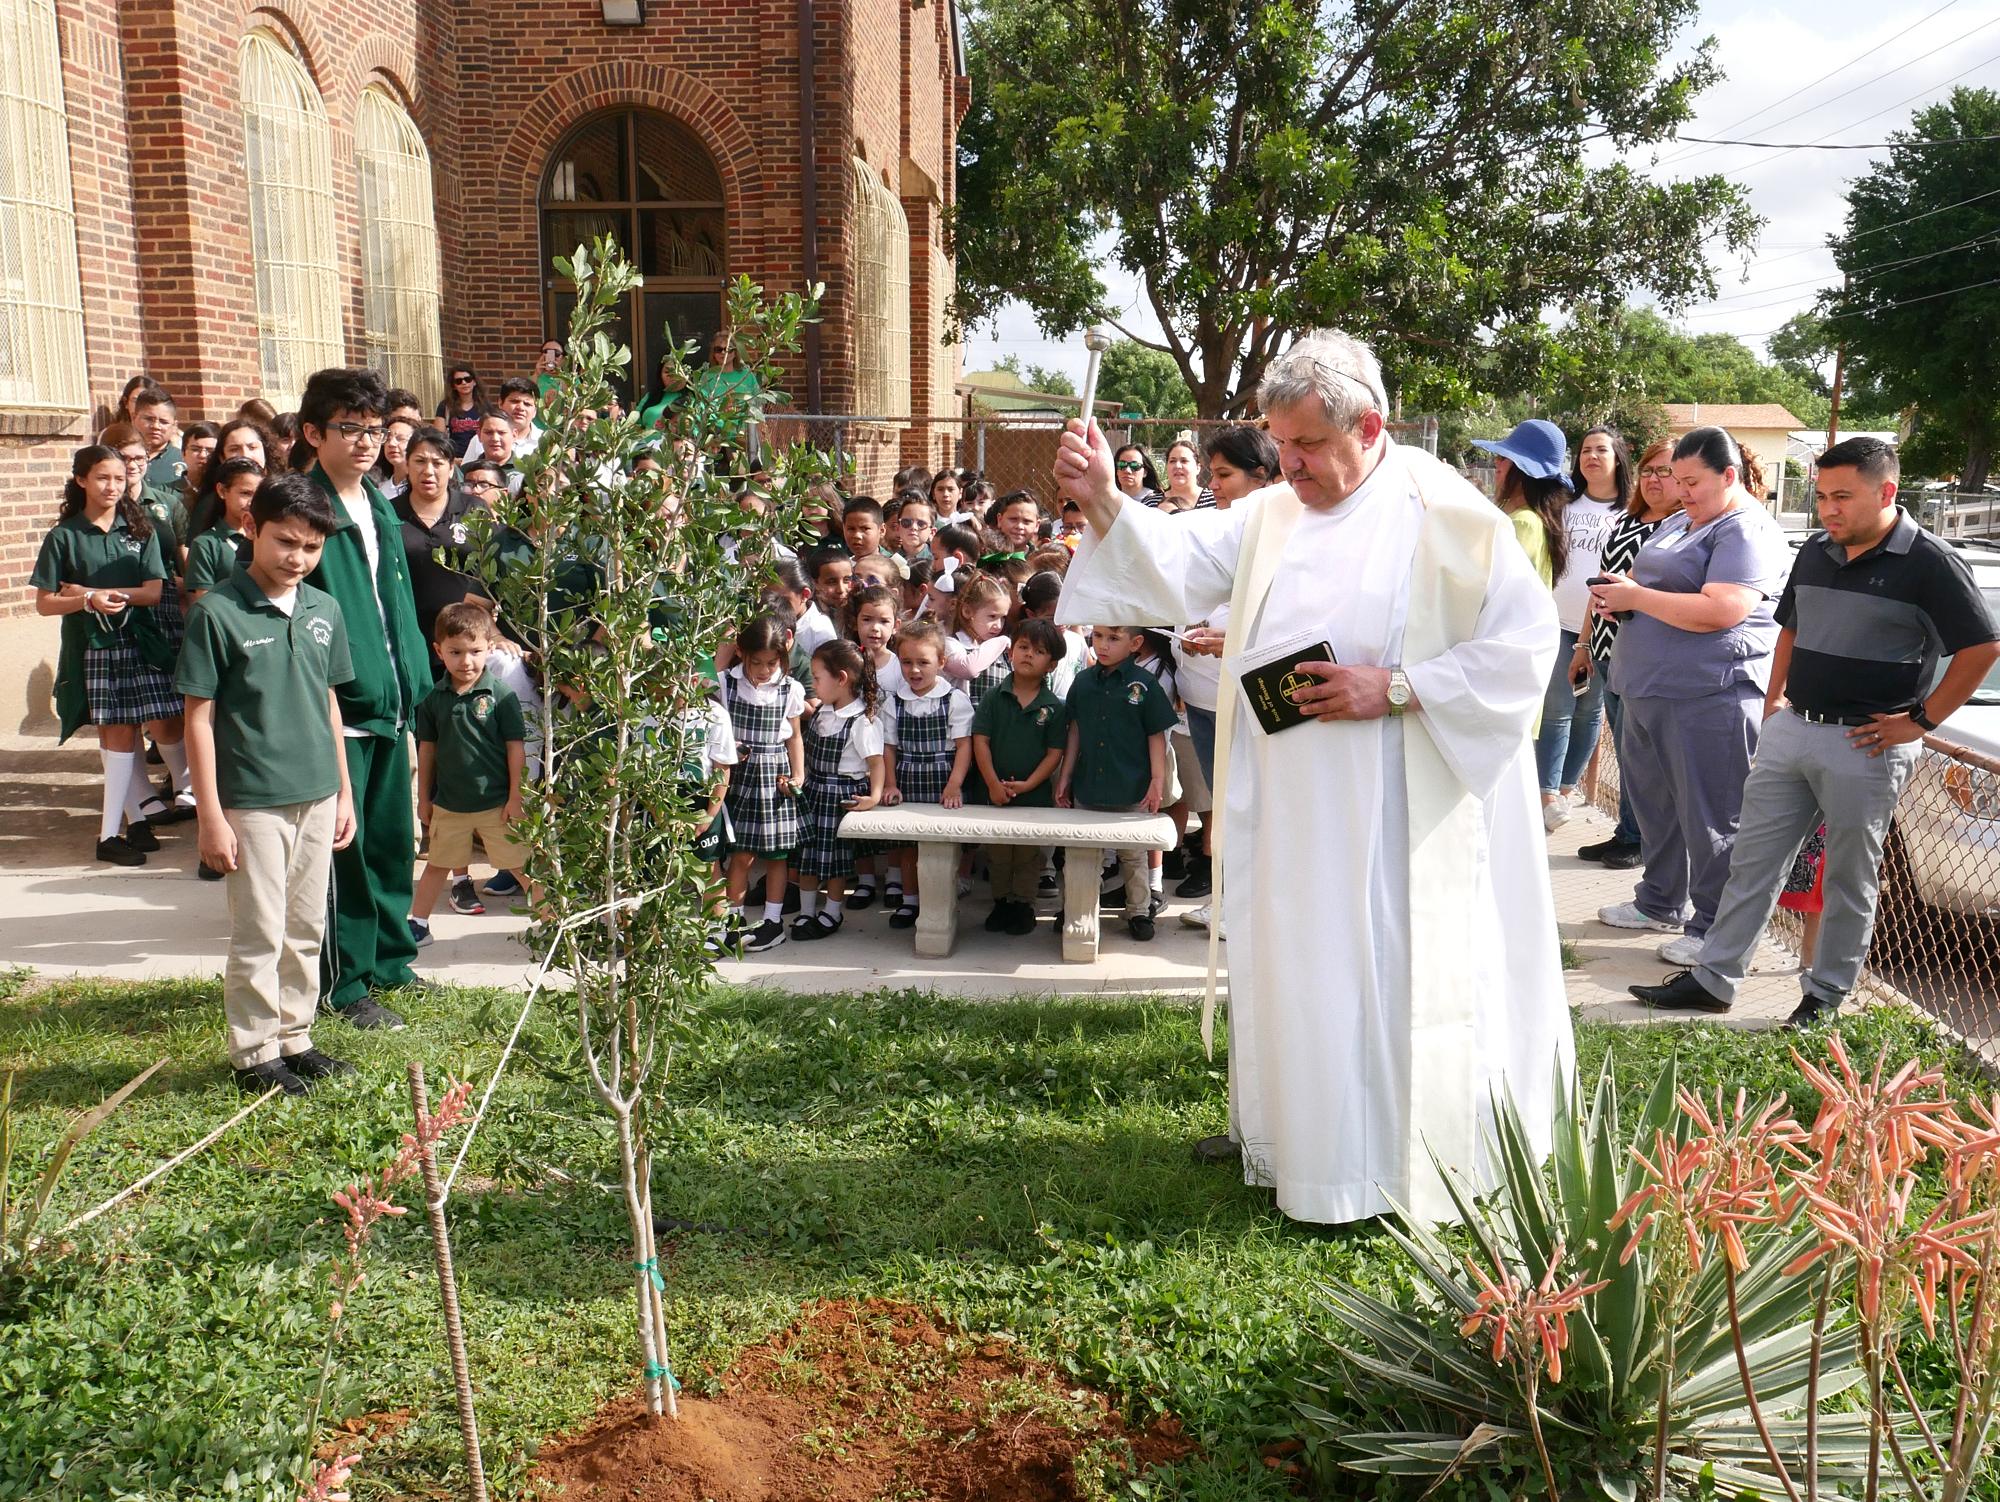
[309,616,333,647]
[124,536,143,555]
[473,694,492,720]
[450,522,468,545]
[1125,682,1146,705]
[1033,705,1053,725]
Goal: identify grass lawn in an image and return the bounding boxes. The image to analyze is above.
[0,969,1984,1501]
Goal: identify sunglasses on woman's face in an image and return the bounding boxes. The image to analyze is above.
[1115,460,1144,472]
[1640,466,1674,479]
[453,375,475,385]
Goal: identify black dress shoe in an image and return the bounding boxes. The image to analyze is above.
[1175,856,1212,898]
[847,885,877,910]
[234,1059,309,1096]
[1784,994,1844,1030]
[1577,836,1636,863]
[1602,845,1643,870]
[983,902,1010,932]
[1628,969,1731,1013]
[284,1047,356,1081]
[1004,902,1038,936]
[1193,1134,1242,1165]
[1162,846,1188,881]
[96,836,146,867]
[1127,914,1156,941]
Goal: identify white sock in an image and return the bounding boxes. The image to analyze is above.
[799,890,822,918]
[857,872,878,892]
[825,897,844,920]
[1150,866,1164,893]
[99,749,136,841]
[124,770,153,826]
[886,876,903,897]
[730,903,746,921]
[157,741,191,794]
[762,901,783,923]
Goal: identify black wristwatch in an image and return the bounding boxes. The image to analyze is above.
[1910,703,1938,732]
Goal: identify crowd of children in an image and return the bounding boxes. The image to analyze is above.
[31,355,1258,1094]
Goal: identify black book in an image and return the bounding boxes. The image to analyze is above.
[1237,637,1336,735]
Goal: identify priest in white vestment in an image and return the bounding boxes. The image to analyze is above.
[1053,329,1573,1226]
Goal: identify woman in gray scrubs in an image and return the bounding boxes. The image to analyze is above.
[1589,426,1792,967]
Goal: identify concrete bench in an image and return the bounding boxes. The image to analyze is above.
[837,803,1178,962]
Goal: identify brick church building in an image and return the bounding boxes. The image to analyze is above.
[0,0,966,720]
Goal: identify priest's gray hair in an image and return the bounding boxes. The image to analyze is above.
[1258,330,1387,431]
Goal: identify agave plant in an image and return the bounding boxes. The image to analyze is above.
[1305,1058,1877,1500]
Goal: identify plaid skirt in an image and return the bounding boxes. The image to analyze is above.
[85,636,182,725]
[796,771,870,878]
[151,575,186,652]
[723,751,800,860]
[896,748,954,806]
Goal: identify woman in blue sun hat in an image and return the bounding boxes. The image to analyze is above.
[1473,420,1572,761]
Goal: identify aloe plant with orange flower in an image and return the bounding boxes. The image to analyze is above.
[1309,1058,1874,1499]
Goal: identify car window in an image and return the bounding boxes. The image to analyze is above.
[1963,583,2000,704]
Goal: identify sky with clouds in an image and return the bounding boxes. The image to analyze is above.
[958,0,2000,392]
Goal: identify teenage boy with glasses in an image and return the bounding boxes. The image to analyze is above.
[300,367,433,1030]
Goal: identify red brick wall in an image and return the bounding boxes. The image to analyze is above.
[3,0,962,619]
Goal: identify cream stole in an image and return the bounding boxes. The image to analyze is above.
[1206,446,1496,1223]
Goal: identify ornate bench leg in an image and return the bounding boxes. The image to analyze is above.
[1062,844,1101,963]
[913,840,959,958]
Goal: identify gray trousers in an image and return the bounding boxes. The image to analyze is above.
[1693,709,1920,1005]
[1621,684,1763,938]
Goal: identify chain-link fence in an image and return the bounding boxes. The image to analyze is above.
[755,413,1440,506]
[1586,721,2000,1062]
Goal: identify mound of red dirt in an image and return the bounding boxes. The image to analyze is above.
[530,1297,1193,1502]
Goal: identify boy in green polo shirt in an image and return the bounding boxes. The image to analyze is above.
[407,603,529,947]
[178,472,359,1098]
[971,619,1070,936]
[1056,624,1176,941]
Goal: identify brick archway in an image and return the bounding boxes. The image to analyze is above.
[498,64,761,255]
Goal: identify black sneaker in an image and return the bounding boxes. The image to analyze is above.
[1193,1133,1242,1165]
[983,902,1010,932]
[284,1048,356,1082]
[1127,914,1156,942]
[448,877,485,915]
[124,819,161,853]
[743,918,788,952]
[408,917,433,948]
[1175,857,1212,899]
[1163,846,1188,881]
[1784,994,1843,1030]
[482,870,524,897]
[848,884,878,910]
[234,1058,309,1096]
[340,997,407,1031]
[377,975,445,1000]
[96,836,146,867]
[1628,969,1731,1014]
[1578,837,1642,865]
[793,913,842,941]
[1003,902,1038,936]
[1147,893,1165,919]
[1036,872,1059,898]
[1603,845,1643,870]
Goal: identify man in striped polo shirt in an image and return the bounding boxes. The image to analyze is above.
[1632,436,1998,1027]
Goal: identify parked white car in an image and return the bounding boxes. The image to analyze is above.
[1895,542,2000,917]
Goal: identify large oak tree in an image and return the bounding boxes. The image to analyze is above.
[955,0,1757,416]
[1829,88,2000,491]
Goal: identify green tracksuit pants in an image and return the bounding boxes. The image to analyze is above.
[322,731,418,1008]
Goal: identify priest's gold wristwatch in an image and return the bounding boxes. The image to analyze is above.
[1386,667,1411,715]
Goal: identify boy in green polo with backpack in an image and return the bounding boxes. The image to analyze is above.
[179,472,358,1097]
[299,368,433,1029]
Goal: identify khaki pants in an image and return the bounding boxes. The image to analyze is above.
[1082,801,1154,911]
[986,843,1042,903]
[223,797,335,1068]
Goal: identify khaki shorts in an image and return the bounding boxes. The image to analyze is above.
[428,805,527,871]
[1170,726,1210,813]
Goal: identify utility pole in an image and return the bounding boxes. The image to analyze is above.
[1826,274,1850,449]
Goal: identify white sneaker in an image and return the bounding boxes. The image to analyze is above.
[1598,901,1683,934]
[1542,794,1571,833]
[1657,933,1704,966]
[1178,904,1226,940]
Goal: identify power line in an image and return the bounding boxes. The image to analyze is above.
[1825,273,2000,319]
[1673,129,2000,150]
[1721,43,2000,174]
[1661,5,1996,166]
[1692,231,2000,308]
[1732,185,2000,273]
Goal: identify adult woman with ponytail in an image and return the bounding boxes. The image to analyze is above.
[30,445,180,865]
[1588,426,1791,966]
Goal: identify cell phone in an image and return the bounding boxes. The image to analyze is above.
[1588,574,1633,622]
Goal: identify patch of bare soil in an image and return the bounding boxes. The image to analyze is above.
[530,1297,1194,1501]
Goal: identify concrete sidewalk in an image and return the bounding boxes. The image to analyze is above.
[1,726,1817,1022]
